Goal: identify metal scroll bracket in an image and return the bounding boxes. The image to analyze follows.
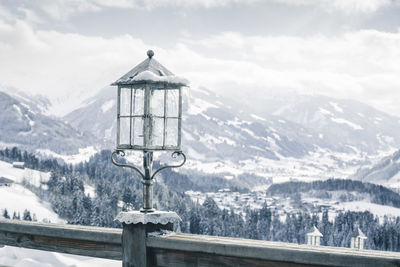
[111,150,186,212]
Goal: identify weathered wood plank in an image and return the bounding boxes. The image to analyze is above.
[147,233,400,267]
[151,248,318,267]
[0,219,122,260]
[0,219,121,243]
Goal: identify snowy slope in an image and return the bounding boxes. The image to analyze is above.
[63,86,395,183]
[0,184,63,223]
[0,90,98,154]
[0,158,117,266]
[0,160,50,187]
[0,246,120,267]
[261,94,400,154]
[351,149,400,188]
[0,160,60,222]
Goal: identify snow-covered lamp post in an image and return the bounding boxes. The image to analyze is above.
[110,50,188,266]
[111,50,188,213]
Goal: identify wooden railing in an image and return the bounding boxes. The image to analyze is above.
[1,219,400,266]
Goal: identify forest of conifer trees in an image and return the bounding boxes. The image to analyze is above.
[2,147,400,252]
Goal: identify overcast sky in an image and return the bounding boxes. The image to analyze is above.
[0,0,400,116]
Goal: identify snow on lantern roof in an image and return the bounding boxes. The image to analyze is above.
[112,50,189,86]
[306,226,323,237]
[357,228,367,239]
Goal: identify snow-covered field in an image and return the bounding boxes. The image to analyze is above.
[183,146,394,185]
[333,201,400,220]
[0,247,120,267]
[0,160,50,187]
[0,184,63,223]
[187,189,400,223]
[36,146,98,165]
[0,159,118,267]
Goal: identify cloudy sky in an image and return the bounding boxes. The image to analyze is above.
[0,0,400,116]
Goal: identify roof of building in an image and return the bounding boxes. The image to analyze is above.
[306,226,323,237]
[0,177,14,184]
[112,50,188,86]
[12,161,25,165]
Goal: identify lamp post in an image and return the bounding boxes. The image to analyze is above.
[110,50,188,213]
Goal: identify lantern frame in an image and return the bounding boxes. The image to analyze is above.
[116,82,183,151]
[110,50,187,213]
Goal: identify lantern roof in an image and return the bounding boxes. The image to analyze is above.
[112,50,188,86]
[306,226,323,237]
[356,227,367,239]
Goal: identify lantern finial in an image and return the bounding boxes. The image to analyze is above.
[147,50,154,59]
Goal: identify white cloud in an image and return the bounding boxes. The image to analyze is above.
[0,13,400,116]
[29,0,262,20]
[273,0,393,14]
[181,30,400,115]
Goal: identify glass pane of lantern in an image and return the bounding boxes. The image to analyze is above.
[166,89,179,117]
[149,118,164,147]
[150,89,165,117]
[166,118,179,147]
[120,88,131,116]
[119,117,130,145]
[133,88,144,115]
[132,117,144,146]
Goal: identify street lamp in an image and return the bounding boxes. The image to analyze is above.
[111,50,188,213]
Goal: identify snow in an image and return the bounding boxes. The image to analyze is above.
[329,102,343,113]
[125,70,189,85]
[21,113,35,127]
[278,119,286,124]
[186,147,206,160]
[319,108,333,116]
[331,117,363,130]
[0,159,120,266]
[13,104,23,119]
[242,128,257,138]
[191,87,210,96]
[0,247,120,267]
[84,184,96,197]
[0,184,64,223]
[0,160,50,187]
[182,145,380,183]
[333,201,400,220]
[272,132,281,141]
[184,159,244,177]
[199,134,236,147]
[187,98,217,115]
[101,99,115,113]
[19,102,37,115]
[36,146,98,164]
[251,114,266,121]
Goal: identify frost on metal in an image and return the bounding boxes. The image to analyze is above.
[115,210,181,225]
[111,52,189,86]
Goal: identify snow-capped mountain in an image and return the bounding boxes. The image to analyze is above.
[63,86,396,182]
[64,87,326,160]
[0,90,97,154]
[235,92,400,154]
[351,149,400,189]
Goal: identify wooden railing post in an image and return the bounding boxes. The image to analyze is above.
[116,211,181,267]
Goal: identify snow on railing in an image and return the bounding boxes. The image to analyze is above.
[0,219,400,267]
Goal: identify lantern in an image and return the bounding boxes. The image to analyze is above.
[112,50,186,151]
[111,50,187,212]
